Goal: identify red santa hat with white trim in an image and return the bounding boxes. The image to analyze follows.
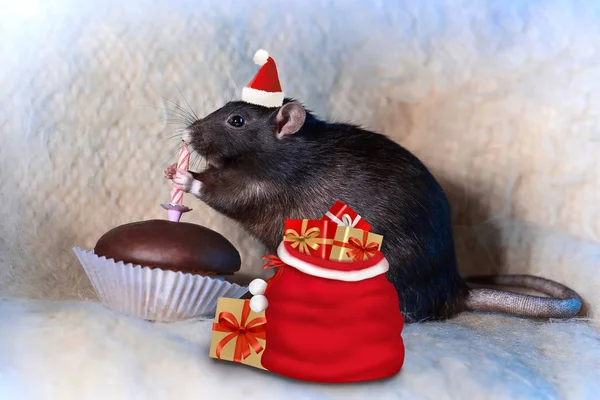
[241,49,285,108]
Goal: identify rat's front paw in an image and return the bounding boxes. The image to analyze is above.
[172,169,194,192]
[172,169,201,197]
[164,163,177,179]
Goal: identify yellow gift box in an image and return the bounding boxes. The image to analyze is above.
[209,297,267,370]
[330,226,384,262]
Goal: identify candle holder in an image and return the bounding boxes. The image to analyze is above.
[161,203,192,223]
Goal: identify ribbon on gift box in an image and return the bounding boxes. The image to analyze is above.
[332,230,380,262]
[322,200,372,231]
[263,254,286,270]
[212,299,267,362]
[284,219,334,256]
[325,211,362,228]
[262,255,286,295]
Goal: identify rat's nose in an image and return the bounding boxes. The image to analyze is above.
[182,127,193,143]
[181,119,200,144]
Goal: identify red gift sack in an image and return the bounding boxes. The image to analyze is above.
[259,241,405,383]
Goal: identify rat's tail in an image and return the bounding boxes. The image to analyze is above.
[463,274,583,319]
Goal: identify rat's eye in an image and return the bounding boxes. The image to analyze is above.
[227,115,245,127]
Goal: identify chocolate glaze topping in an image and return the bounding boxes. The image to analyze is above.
[94,219,241,275]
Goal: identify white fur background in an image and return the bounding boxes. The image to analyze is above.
[1,0,600,399]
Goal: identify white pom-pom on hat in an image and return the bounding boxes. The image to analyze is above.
[248,279,267,296]
[249,295,268,312]
[253,49,270,66]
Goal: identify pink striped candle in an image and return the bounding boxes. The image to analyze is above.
[161,141,192,223]
[170,141,190,206]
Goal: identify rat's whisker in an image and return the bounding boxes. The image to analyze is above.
[163,108,194,126]
[161,114,191,129]
[160,104,194,129]
[191,153,200,171]
[175,83,199,120]
[162,105,191,119]
[138,102,192,129]
[159,132,187,143]
[166,103,193,121]
[164,119,191,130]
[157,123,187,137]
[162,96,196,124]
[191,151,203,172]
[159,143,183,167]
[163,125,188,134]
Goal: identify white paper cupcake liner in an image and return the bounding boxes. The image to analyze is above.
[73,247,248,322]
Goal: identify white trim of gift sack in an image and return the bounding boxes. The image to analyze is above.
[248,243,390,312]
[276,242,389,282]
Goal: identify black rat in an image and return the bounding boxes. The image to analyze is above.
[164,99,583,323]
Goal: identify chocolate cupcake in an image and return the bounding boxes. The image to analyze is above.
[73,220,248,322]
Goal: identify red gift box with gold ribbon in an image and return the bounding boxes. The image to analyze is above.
[282,219,335,259]
[321,200,372,231]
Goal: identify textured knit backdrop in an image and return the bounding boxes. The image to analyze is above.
[1,1,600,399]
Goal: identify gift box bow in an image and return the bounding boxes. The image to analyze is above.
[212,299,267,362]
[325,210,363,228]
[323,200,372,231]
[283,219,334,255]
[332,230,381,261]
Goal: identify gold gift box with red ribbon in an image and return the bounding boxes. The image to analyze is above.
[209,297,267,370]
[320,200,384,262]
[330,226,384,262]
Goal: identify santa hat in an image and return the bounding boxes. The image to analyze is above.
[241,49,285,108]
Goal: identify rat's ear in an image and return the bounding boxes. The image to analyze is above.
[275,102,306,139]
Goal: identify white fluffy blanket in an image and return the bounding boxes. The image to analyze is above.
[1,298,599,400]
[1,0,600,398]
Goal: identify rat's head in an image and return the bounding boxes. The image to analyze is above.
[183,99,307,170]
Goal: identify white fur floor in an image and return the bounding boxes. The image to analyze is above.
[0,297,596,400]
[1,0,600,399]
[1,298,598,400]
